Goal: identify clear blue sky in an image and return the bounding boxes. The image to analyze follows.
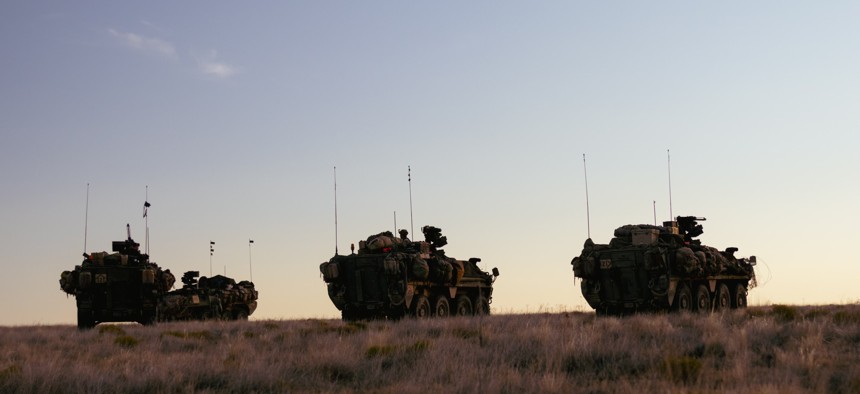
[2,2,858,325]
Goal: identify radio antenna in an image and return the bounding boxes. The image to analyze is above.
[209,241,215,276]
[334,166,339,255]
[667,149,674,221]
[83,183,90,254]
[393,211,397,235]
[653,200,657,225]
[144,185,150,255]
[583,154,591,239]
[248,239,254,282]
[408,166,414,237]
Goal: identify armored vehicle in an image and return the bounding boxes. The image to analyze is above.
[159,271,258,321]
[60,225,175,329]
[320,226,499,320]
[571,216,756,315]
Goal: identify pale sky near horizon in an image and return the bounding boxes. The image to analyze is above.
[2,2,859,325]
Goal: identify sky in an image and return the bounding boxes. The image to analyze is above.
[1,2,858,326]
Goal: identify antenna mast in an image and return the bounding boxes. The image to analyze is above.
[583,154,591,239]
[393,211,397,235]
[209,241,215,276]
[408,166,414,237]
[144,185,150,255]
[248,239,254,282]
[653,200,657,225]
[83,183,90,254]
[667,149,674,221]
[334,166,339,255]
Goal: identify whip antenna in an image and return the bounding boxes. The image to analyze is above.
[667,149,674,220]
[583,154,591,239]
[209,241,215,276]
[653,200,657,225]
[408,166,414,237]
[144,185,150,255]
[334,166,339,255]
[83,183,90,254]
[393,211,397,235]
[248,239,254,282]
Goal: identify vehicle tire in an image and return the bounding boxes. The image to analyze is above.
[694,284,711,313]
[715,283,731,311]
[432,296,450,317]
[387,307,407,321]
[412,295,431,318]
[77,310,95,330]
[235,309,249,321]
[732,284,748,309]
[454,295,473,316]
[473,296,490,316]
[141,308,158,326]
[341,309,357,321]
[673,283,693,313]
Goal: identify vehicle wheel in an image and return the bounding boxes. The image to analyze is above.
[473,296,490,316]
[234,309,249,321]
[77,310,95,330]
[694,284,711,313]
[341,309,357,321]
[412,295,431,318]
[432,296,450,317]
[715,283,731,310]
[732,284,748,309]
[454,295,472,316]
[141,308,158,326]
[387,307,407,321]
[673,284,693,313]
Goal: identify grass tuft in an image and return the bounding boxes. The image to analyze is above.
[318,362,356,383]
[161,330,214,340]
[300,320,367,336]
[408,340,430,353]
[114,335,139,348]
[98,324,126,336]
[833,310,860,325]
[771,304,799,322]
[662,356,702,384]
[0,364,22,382]
[365,345,397,358]
[451,327,480,339]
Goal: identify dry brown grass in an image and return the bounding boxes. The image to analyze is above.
[2,304,860,393]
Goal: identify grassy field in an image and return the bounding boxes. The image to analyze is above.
[2,304,860,393]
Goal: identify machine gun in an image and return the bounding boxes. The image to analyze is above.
[676,216,706,244]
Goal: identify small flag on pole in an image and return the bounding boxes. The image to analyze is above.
[249,239,254,244]
[143,201,151,217]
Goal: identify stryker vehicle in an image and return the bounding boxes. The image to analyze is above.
[320,226,499,320]
[60,225,175,329]
[159,271,258,321]
[571,216,756,315]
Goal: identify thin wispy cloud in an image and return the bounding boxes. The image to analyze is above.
[196,50,239,78]
[108,28,176,57]
[140,20,170,34]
